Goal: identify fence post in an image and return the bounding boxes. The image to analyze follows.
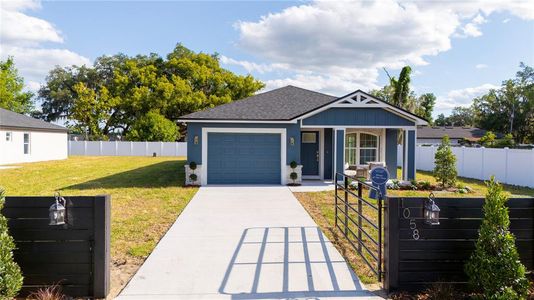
[504,147,509,184]
[357,182,363,253]
[130,141,133,156]
[115,141,118,156]
[461,146,465,176]
[145,141,148,156]
[343,176,349,236]
[480,147,485,180]
[99,141,103,156]
[335,173,338,228]
[384,196,400,291]
[175,142,178,156]
[160,141,163,156]
[93,195,110,298]
[84,141,87,155]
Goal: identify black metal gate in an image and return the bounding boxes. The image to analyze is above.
[334,172,383,281]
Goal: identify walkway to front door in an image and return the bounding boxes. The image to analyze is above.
[117,186,381,299]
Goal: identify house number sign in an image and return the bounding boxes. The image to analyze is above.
[402,207,420,240]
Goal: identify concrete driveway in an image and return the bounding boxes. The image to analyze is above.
[117,186,381,299]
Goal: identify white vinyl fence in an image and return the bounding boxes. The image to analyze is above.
[69,141,187,157]
[398,145,534,188]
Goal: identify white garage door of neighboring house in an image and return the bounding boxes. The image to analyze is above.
[203,129,286,185]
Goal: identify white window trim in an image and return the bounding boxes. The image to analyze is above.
[201,127,287,185]
[345,131,380,165]
[23,132,31,155]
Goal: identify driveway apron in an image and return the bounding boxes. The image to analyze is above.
[117,186,381,299]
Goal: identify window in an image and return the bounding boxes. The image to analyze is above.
[345,133,358,165]
[302,132,317,143]
[5,132,12,142]
[359,133,378,164]
[344,132,379,165]
[23,133,30,154]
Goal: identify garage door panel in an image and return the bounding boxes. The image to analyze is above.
[207,133,281,184]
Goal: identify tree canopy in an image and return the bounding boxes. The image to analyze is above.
[38,44,265,140]
[0,57,34,114]
[370,66,436,123]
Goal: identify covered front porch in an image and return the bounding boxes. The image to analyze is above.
[298,126,416,182]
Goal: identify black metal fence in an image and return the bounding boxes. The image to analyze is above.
[384,196,533,292]
[334,172,383,281]
[2,195,110,298]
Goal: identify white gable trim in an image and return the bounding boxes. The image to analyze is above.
[178,119,297,124]
[295,90,428,126]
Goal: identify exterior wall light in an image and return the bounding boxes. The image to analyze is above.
[289,137,295,146]
[424,193,440,225]
[49,192,67,226]
[194,135,199,145]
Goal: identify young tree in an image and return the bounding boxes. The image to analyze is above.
[125,111,179,141]
[433,135,457,187]
[465,177,529,299]
[0,57,34,114]
[0,188,23,298]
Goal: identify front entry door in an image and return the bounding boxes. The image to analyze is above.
[301,131,319,176]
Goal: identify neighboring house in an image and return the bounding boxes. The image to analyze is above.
[417,126,491,145]
[0,108,68,165]
[178,86,427,185]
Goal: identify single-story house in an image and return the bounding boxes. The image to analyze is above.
[417,126,494,145]
[0,108,68,165]
[178,86,428,185]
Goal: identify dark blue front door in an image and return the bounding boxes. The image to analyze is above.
[207,133,281,184]
[301,131,319,176]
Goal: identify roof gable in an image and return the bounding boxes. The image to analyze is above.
[0,108,68,132]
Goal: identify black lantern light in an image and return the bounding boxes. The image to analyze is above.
[424,193,440,225]
[49,192,67,226]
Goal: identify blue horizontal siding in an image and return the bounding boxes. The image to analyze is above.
[186,122,300,165]
[302,108,415,126]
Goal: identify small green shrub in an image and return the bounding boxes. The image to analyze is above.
[290,161,298,169]
[0,188,23,299]
[290,172,298,181]
[189,173,198,182]
[189,161,197,170]
[433,135,457,188]
[418,180,432,190]
[465,177,530,299]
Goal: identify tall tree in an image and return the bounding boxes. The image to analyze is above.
[38,44,265,139]
[371,66,419,114]
[473,63,534,143]
[415,93,436,123]
[0,57,34,114]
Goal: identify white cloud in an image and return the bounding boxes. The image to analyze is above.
[436,83,500,111]
[0,0,91,88]
[475,64,488,69]
[235,0,534,95]
[503,18,511,23]
[219,55,288,74]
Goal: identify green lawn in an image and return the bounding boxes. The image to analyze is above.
[294,171,534,285]
[0,156,197,296]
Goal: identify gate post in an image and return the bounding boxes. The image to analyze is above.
[384,196,400,291]
[344,176,348,236]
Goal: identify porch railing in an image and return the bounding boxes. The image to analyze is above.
[334,172,383,281]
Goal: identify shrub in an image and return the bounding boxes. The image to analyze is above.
[28,284,66,300]
[125,111,179,142]
[290,172,298,183]
[189,173,198,182]
[465,177,529,299]
[433,135,457,188]
[0,188,23,299]
[290,161,298,169]
[189,161,197,170]
[479,131,496,147]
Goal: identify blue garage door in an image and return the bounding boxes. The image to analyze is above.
[207,133,281,184]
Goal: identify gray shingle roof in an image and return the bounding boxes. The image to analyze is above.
[179,86,336,120]
[417,126,489,139]
[0,108,68,132]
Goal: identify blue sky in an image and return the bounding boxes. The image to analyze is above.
[2,0,533,117]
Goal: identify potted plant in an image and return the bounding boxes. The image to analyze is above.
[188,162,198,186]
[288,161,300,186]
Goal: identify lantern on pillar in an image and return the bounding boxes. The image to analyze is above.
[424,193,440,225]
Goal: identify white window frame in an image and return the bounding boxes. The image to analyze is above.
[6,132,12,142]
[344,132,380,165]
[23,132,31,154]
